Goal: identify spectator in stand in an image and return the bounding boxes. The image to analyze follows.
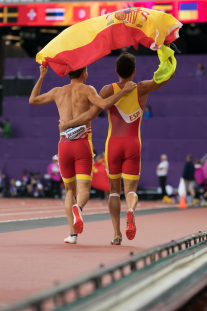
[156,154,170,202]
[195,63,206,76]
[27,172,44,197]
[182,154,195,197]
[0,121,3,132]
[9,179,18,197]
[194,159,206,186]
[0,169,6,197]
[0,118,12,138]
[204,159,207,180]
[193,159,207,206]
[21,169,30,184]
[20,169,30,197]
[144,106,152,118]
[47,156,62,198]
[190,63,206,77]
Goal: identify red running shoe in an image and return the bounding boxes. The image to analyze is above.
[126,210,136,240]
[72,204,83,234]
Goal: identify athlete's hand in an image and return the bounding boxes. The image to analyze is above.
[59,119,67,132]
[123,81,137,93]
[39,65,48,78]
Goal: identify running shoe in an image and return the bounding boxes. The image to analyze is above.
[126,210,136,240]
[72,204,83,234]
[110,236,122,245]
[64,234,77,244]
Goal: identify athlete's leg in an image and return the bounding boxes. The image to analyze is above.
[122,179,139,240]
[76,179,91,209]
[64,180,77,235]
[108,178,122,239]
[123,179,139,212]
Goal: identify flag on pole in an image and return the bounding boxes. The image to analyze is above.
[36,8,182,77]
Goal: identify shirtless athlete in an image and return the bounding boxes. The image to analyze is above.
[59,48,175,245]
[29,65,136,244]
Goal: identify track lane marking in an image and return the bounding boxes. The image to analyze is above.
[0,206,174,223]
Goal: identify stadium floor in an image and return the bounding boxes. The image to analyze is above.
[0,198,207,308]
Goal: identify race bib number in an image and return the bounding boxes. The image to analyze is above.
[64,125,87,140]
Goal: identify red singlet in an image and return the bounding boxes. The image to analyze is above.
[105,83,143,180]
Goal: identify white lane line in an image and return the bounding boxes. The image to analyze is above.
[0,210,66,216]
[0,206,175,223]
[0,211,111,223]
[0,207,111,217]
[0,205,110,213]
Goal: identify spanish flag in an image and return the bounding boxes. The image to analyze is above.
[36,8,182,77]
[91,158,109,192]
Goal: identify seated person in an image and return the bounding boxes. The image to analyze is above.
[9,179,18,197]
[47,156,61,198]
[192,159,207,205]
[144,106,152,118]
[0,118,12,139]
[27,172,44,197]
[0,169,7,197]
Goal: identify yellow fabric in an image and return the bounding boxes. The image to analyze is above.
[107,172,122,179]
[112,83,141,114]
[36,8,182,66]
[122,173,140,180]
[76,174,92,181]
[105,110,112,172]
[153,45,177,84]
[62,176,76,183]
[87,131,94,174]
[179,11,198,20]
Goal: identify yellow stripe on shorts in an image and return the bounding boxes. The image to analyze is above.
[76,174,92,181]
[107,172,122,179]
[122,173,140,180]
[62,176,76,183]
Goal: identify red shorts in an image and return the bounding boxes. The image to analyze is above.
[58,137,93,183]
[105,136,141,180]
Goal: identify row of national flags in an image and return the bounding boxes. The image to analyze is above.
[0,7,66,23]
[0,2,202,24]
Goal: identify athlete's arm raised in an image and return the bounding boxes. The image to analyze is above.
[86,81,136,109]
[138,72,175,96]
[29,65,58,105]
[58,84,113,132]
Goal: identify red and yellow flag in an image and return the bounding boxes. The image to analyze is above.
[36,8,182,77]
[91,158,109,192]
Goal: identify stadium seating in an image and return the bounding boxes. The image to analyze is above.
[1,55,207,188]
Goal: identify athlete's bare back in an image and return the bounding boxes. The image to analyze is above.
[55,83,93,129]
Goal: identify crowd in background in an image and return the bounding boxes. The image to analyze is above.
[0,156,63,199]
[155,153,207,205]
[1,151,207,205]
[182,154,207,205]
[0,149,109,200]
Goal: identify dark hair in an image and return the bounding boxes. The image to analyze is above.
[4,118,9,122]
[187,154,193,161]
[68,67,86,79]
[116,53,136,79]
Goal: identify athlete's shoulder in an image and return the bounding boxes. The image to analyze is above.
[99,84,113,99]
